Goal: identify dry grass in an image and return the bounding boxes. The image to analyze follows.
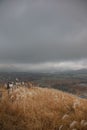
[0,86,87,130]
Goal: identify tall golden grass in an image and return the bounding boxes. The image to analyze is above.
[0,86,87,130]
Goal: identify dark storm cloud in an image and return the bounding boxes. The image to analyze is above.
[0,0,87,71]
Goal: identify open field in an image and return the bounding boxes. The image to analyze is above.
[0,86,87,130]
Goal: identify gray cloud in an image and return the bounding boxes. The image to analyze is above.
[0,0,87,71]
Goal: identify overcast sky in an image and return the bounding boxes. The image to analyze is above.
[0,0,87,72]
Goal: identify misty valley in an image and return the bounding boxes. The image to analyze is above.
[0,69,87,99]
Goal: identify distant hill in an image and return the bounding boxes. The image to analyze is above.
[74,69,87,74]
[52,69,87,75]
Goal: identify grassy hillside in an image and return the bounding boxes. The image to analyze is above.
[0,86,87,130]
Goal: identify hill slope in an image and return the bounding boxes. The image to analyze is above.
[0,87,87,130]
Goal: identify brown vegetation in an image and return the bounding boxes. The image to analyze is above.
[0,86,87,130]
